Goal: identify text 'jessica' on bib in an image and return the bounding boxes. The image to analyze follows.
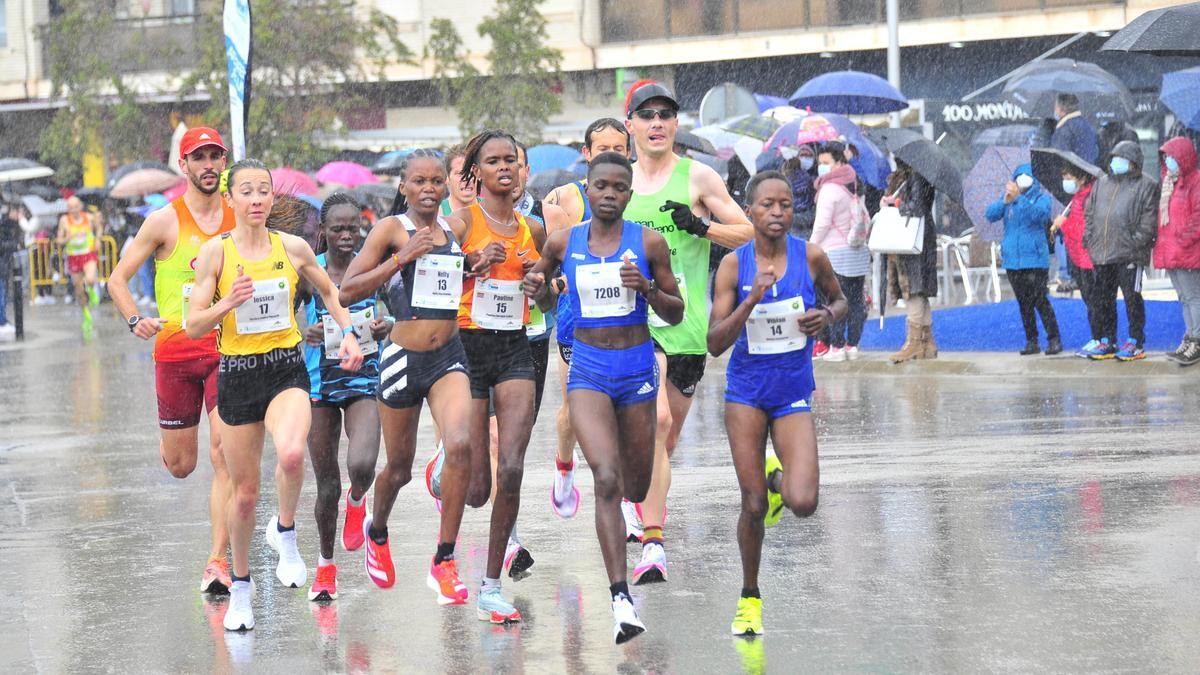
[576,261,634,318]
[746,297,807,354]
[471,278,525,330]
[411,254,463,310]
[234,278,290,334]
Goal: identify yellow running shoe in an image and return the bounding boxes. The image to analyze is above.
[87,285,100,307]
[764,453,784,527]
[731,595,764,636]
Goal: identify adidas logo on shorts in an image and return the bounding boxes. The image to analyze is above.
[636,382,653,395]
[790,399,808,408]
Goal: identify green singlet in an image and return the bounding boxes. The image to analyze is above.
[625,156,709,355]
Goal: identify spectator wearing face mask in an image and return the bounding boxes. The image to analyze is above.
[1081,141,1159,361]
[1051,164,1100,357]
[1154,137,1200,366]
[781,145,818,239]
[986,164,1062,355]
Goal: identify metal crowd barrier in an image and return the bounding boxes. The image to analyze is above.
[27,235,119,301]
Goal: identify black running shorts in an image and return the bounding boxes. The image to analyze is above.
[377,337,470,409]
[218,346,310,426]
[460,329,535,399]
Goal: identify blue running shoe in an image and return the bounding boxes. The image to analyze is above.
[1115,340,1145,362]
[1085,338,1116,360]
[1075,339,1099,359]
[477,586,521,624]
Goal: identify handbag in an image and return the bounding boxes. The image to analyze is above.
[868,206,925,255]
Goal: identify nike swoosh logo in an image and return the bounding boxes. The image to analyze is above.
[516,249,530,257]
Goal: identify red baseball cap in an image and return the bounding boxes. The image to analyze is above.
[179,127,228,157]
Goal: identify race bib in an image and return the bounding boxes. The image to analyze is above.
[575,262,634,318]
[233,277,291,335]
[526,302,547,338]
[745,297,807,354]
[411,254,463,310]
[648,273,686,328]
[471,278,524,330]
[322,306,379,359]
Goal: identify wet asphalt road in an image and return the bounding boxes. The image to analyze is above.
[2,306,1200,673]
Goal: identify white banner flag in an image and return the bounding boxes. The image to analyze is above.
[223,0,252,161]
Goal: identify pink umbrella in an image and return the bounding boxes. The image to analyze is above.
[315,161,378,188]
[110,169,185,198]
[161,178,188,202]
[271,167,319,196]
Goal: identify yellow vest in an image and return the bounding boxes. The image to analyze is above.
[215,230,302,356]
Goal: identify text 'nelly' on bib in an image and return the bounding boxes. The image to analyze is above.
[411,254,463,311]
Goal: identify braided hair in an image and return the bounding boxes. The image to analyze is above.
[459,130,518,196]
[389,148,447,216]
[315,191,360,254]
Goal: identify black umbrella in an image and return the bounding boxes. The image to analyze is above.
[1101,2,1200,56]
[1030,147,1102,204]
[674,130,717,156]
[107,161,173,189]
[1001,59,1134,123]
[869,128,963,203]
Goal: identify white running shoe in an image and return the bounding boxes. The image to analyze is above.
[611,594,646,645]
[503,537,534,581]
[265,515,308,588]
[223,579,255,631]
[621,499,643,543]
[824,346,847,362]
[632,542,668,585]
[845,346,860,360]
[551,459,580,519]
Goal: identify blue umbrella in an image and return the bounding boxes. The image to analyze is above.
[1161,67,1200,130]
[527,144,582,175]
[789,71,908,115]
[754,93,790,112]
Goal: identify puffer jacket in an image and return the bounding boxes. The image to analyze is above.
[986,163,1053,270]
[1152,136,1200,270]
[1083,140,1159,266]
[1060,180,1095,269]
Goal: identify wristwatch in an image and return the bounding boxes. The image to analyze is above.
[127,315,142,333]
[341,324,361,339]
[645,279,658,297]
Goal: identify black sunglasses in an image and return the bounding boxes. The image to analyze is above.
[630,108,677,121]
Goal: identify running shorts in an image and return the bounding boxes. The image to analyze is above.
[725,366,813,420]
[460,329,535,399]
[567,340,658,408]
[652,340,707,398]
[156,354,219,429]
[377,337,469,409]
[217,346,310,426]
[67,251,98,275]
[488,336,550,418]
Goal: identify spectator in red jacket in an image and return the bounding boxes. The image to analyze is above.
[1155,136,1200,366]
[1053,164,1098,357]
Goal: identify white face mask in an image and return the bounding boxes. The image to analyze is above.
[780,147,799,160]
[817,163,833,177]
[1015,174,1034,190]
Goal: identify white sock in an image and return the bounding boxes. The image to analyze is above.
[482,576,501,592]
[509,526,520,545]
[347,491,365,507]
[318,554,334,568]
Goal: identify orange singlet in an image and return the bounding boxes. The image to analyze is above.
[457,203,540,331]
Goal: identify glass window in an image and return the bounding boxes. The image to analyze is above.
[669,0,734,37]
[171,0,195,15]
[601,0,667,42]
[738,0,809,32]
[1,0,8,48]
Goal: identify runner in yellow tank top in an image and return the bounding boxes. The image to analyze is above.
[56,197,102,337]
[186,158,363,633]
[107,127,238,596]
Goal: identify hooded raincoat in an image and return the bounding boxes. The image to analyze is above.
[1153,137,1200,270]
[1083,141,1159,266]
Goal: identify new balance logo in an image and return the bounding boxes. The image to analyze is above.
[637,382,654,395]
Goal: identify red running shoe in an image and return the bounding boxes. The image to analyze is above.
[308,563,338,601]
[362,516,395,589]
[426,557,468,605]
[813,340,829,359]
[342,489,366,552]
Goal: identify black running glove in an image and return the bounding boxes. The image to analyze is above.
[660,200,710,238]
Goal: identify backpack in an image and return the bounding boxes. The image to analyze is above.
[845,188,871,248]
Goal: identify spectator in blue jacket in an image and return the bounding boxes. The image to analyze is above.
[987,163,1062,355]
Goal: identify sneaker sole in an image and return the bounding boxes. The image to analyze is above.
[632,565,667,585]
[477,607,522,624]
[1115,354,1146,362]
[1087,354,1116,360]
[551,483,581,519]
[308,588,338,601]
[506,548,535,581]
[263,521,305,588]
[615,622,646,644]
[426,574,467,605]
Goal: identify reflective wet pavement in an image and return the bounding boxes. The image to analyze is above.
[3,307,1200,673]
